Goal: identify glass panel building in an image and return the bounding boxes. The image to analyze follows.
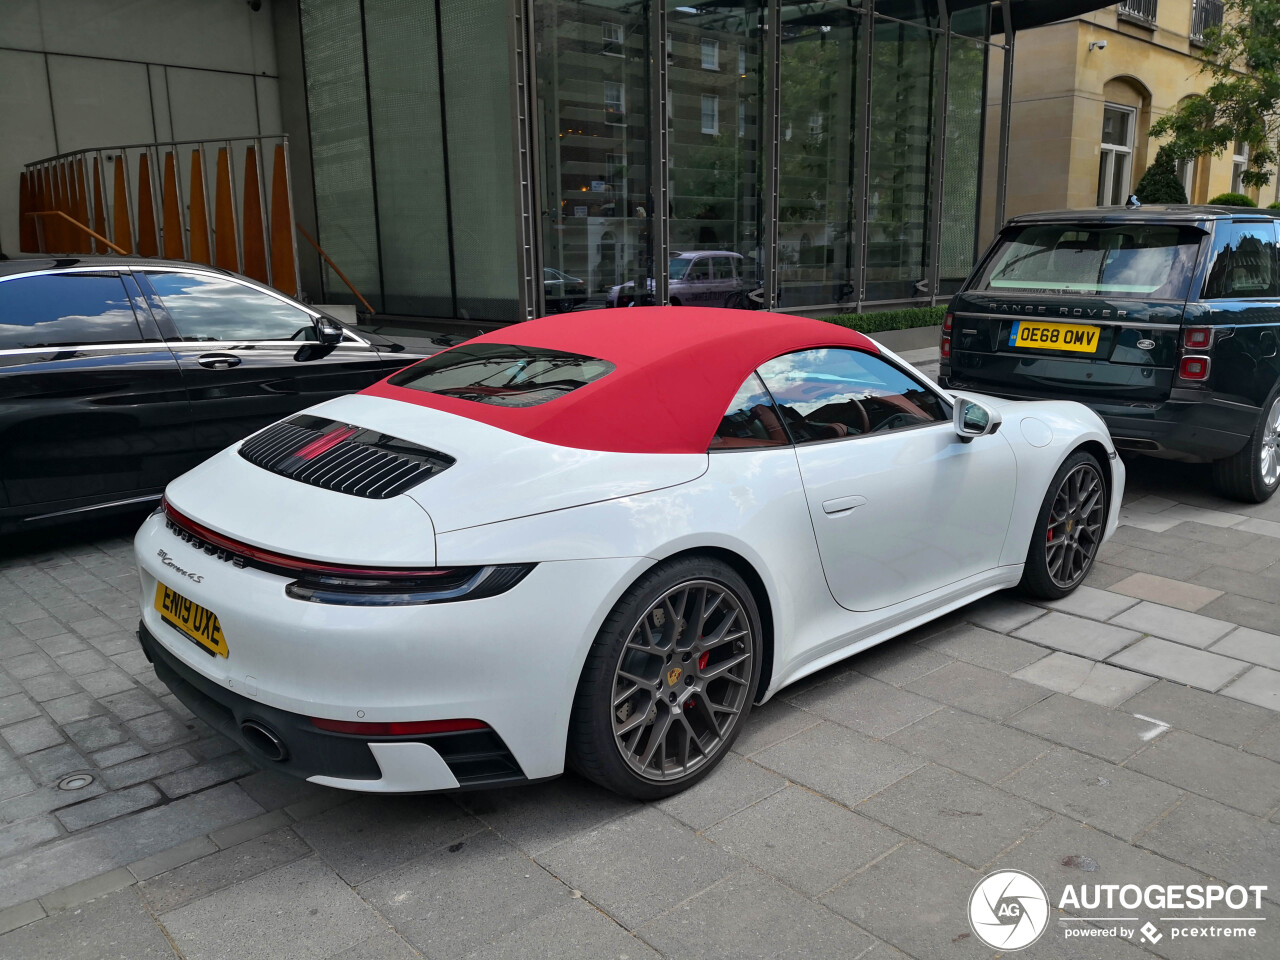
[286,1,1089,322]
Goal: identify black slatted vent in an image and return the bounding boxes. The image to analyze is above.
[239,414,454,499]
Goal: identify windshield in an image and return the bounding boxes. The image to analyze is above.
[669,258,692,281]
[973,223,1204,299]
[388,343,615,408]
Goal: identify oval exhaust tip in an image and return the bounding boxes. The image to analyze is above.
[240,719,288,763]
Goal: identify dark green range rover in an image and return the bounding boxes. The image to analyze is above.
[939,206,1280,502]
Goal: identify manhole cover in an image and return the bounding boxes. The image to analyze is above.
[57,773,95,791]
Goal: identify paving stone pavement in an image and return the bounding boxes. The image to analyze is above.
[2,426,1280,956]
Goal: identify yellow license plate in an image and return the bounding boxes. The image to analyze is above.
[154,582,228,658]
[1009,320,1101,353]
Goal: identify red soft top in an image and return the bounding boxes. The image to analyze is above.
[361,306,880,454]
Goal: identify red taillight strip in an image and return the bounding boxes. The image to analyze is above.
[309,717,488,736]
[293,425,358,461]
[161,500,454,580]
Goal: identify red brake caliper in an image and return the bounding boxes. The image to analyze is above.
[1047,528,1054,542]
[698,651,709,671]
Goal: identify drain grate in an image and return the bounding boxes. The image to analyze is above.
[57,773,95,791]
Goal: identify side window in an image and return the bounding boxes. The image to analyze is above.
[1202,222,1278,299]
[712,257,735,281]
[709,373,789,449]
[0,273,142,350]
[758,348,949,443]
[145,271,317,341]
[685,258,709,282]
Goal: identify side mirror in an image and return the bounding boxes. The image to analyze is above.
[316,316,344,345]
[953,395,1002,443]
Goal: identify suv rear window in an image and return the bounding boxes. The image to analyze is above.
[387,343,615,408]
[973,223,1204,299]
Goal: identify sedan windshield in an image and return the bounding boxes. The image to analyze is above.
[973,223,1204,299]
[669,258,692,281]
[388,343,615,408]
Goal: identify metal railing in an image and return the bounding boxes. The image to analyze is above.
[19,135,300,298]
[1191,0,1224,44]
[1117,0,1159,23]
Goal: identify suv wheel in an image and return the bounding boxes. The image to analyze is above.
[1212,384,1280,503]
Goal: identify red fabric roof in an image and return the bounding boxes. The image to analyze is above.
[360,306,880,454]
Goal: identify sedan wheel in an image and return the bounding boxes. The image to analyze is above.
[1019,451,1105,600]
[570,557,761,799]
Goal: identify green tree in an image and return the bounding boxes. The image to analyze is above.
[1133,146,1189,203]
[1148,0,1280,189]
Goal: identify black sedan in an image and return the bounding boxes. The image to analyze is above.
[0,257,429,532]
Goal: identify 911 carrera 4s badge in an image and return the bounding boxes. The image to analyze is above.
[667,666,683,687]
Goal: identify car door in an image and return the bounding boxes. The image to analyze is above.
[136,268,405,463]
[682,257,712,304]
[0,268,190,518]
[710,256,738,306]
[758,348,1017,612]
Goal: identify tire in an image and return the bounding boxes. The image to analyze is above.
[1211,384,1280,503]
[568,556,762,800]
[1018,450,1107,600]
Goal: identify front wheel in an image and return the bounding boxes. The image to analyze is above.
[1019,450,1107,600]
[1212,387,1280,503]
[568,556,761,800]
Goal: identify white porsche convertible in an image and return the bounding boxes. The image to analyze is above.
[134,307,1122,800]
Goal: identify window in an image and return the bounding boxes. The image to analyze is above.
[602,22,624,55]
[0,273,142,350]
[758,349,949,443]
[603,81,625,121]
[605,153,625,185]
[685,258,710,282]
[1232,141,1249,194]
[146,272,316,341]
[808,114,824,137]
[738,99,746,138]
[701,94,719,135]
[701,38,718,70]
[1202,221,1278,299]
[1176,157,1195,200]
[710,373,789,449]
[737,45,746,76]
[1097,104,1136,206]
[974,223,1204,299]
[387,343,615,407]
[711,257,736,280]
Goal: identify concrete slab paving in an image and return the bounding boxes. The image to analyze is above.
[1108,636,1249,691]
[1108,600,1235,648]
[1222,666,1280,711]
[1212,627,1280,670]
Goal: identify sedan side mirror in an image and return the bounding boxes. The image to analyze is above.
[316,317,344,345]
[953,395,1002,443]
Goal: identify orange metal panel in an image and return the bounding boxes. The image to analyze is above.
[18,172,37,252]
[161,151,185,259]
[213,147,238,271]
[188,149,212,265]
[91,157,107,254]
[73,159,91,254]
[136,153,159,257]
[112,155,133,255]
[51,163,68,251]
[269,144,298,297]
[240,146,268,283]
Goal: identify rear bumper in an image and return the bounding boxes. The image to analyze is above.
[941,374,1254,462]
[138,623,525,793]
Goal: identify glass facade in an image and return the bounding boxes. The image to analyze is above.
[297,0,1004,320]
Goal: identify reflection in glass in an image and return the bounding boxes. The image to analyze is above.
[777,2,863,308]
[668,1,764,290]
[939,35,987,290]
[147,273,316,341]
[866,16,940,301]
[535,1,653,314]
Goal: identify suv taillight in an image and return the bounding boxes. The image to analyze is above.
[1183,327,1212,350]
[940,312,953,360]
[1179,356,1210,380]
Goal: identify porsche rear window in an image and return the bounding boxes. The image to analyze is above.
[973,223,1204,298]
[387,343,615,408]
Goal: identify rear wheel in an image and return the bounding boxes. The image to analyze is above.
[1212,386,1280,503]
[1019,450,1106,600]
[569,556,761,800]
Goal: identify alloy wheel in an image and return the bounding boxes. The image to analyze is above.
[611,580,754,781]
[1260,397,1280,489]
[1045,461,1105,589]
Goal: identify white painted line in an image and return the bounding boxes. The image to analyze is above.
[1133,713,1171,741]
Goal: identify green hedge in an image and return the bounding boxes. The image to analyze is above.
[1208,192,1257,207]
[1269,201,1280,210]
[818,305,947,334]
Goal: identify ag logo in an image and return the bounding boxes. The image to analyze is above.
[968,869,1050,950]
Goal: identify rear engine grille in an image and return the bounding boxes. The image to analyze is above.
[239,414,454,499]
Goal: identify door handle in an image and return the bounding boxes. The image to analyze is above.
[197,354,242,369]
[822,495,867,515]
